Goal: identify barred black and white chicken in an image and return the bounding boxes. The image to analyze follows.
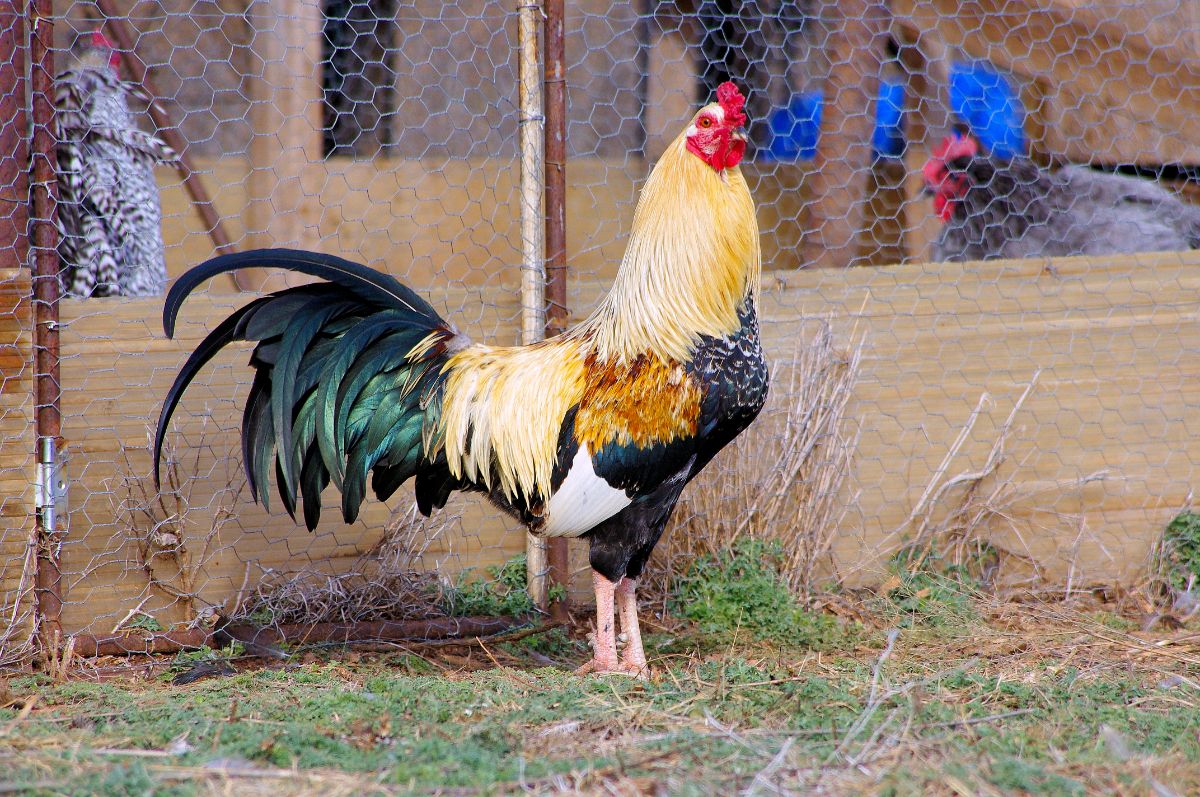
[55,31,176,297]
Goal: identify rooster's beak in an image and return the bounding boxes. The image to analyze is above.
[732,130,748,143]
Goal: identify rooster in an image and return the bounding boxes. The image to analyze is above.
[155,83,767,677]
[924,133,1200,262]
[55,31,176,297]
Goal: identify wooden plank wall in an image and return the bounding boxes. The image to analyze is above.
[772,251,1200,587]
[55,295,526,635]
[893,0,1200,166]
[0,269,36,659]
[156,157,826,284]
[48,250,1200,632]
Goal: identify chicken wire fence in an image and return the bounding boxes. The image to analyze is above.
[0,0,1198,665]
[0,12,37,668]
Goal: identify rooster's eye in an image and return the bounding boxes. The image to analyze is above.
[697,116,713,129]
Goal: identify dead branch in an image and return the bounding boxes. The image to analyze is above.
[644,320,864,606]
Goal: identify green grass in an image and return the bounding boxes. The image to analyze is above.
[874,546,983,631]
[3,597,1199,796]
[443,555,538,618]
[0,544,1192,795]
[670,540,859,648]
[1160,511,1200,591]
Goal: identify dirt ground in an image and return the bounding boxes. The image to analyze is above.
[3,584,1200,796]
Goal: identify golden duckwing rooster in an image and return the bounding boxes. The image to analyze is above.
[156,82,767,677]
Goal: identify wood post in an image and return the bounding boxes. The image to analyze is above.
[246,0,323,291]
[896,26,953,263]
[805,0,889,268]
[0,0,28,276]
[0,0,36,657]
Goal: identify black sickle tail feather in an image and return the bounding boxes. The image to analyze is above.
[155,248,461,529]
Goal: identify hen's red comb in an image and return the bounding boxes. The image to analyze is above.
[87,30,120,70]
[933,133,979,162]
[717,81,747,127]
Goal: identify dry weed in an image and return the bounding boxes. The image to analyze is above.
[117,421,244,624]
[230,504,457,627]
[38,631,76,683]
[883,373,1109,590]
[0,524,39,668]
[643,321,863,606]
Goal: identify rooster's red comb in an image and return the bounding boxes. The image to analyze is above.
[933,133,980,163]
[717,81,747,127]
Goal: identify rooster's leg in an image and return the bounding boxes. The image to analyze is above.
[616,577,648,679]
[575,569,621,675]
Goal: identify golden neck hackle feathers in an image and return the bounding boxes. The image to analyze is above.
[436,109,760,503]
[575,119,761,363]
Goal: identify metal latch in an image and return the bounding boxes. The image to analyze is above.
[35,437,67,534]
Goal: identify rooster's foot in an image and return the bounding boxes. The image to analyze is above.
[619,655,649,681]
[574,658,646,679]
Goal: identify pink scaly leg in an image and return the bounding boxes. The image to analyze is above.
[616,577,648,679]
[575,570,621,675]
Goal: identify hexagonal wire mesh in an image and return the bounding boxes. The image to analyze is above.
[45,0,535,656]
[3,0,1198,663]
[0,7,38,668]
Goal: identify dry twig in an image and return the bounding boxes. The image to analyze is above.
[644,321,863,606]
[231,504,459,628]
[885,373,1109,588]
[117,422,245,623]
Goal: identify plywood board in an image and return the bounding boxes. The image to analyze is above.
[156,157,841,287]
[48,249,1200,632]
[893,0,1200,165]
[0,268,36,658]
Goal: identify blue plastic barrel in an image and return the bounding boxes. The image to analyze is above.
[765,77,906,161]
[873,78,906,159]
[766,91,823,161]
[949,61,1026,158]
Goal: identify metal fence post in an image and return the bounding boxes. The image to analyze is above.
[543,0,569,621]
[0,0,36,664]
[517,0,549,608]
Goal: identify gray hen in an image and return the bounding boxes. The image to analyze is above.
[924,134,1200,263]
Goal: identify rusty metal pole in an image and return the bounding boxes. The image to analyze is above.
[93,0,246,290]
[29,0,64,647]
[543,0,569,621]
